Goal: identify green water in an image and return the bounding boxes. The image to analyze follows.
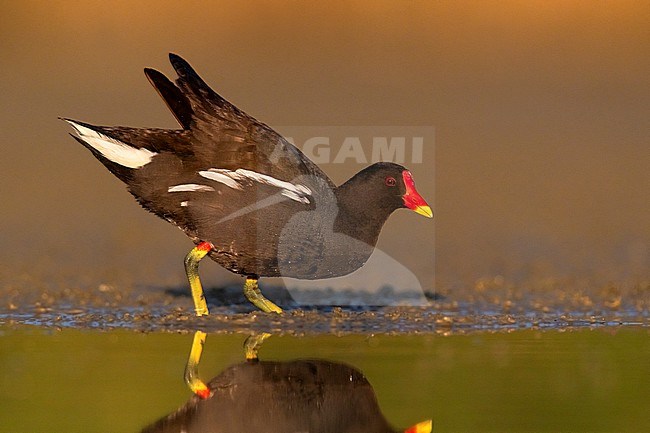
[0,326,648,432]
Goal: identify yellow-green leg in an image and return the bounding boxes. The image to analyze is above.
[244,332,272,361]
[184,331,210,399]
[243,277,283,314]
[184,242,211,316]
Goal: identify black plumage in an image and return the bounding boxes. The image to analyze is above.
[64,54,432,314]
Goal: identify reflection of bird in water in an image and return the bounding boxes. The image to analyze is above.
[142,358,431,433]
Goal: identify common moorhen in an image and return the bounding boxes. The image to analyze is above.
[63,54,432,315]
[142,358,432,433]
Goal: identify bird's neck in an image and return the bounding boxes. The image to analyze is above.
[333,183,395,248]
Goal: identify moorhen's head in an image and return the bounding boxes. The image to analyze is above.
[338,162,433,219]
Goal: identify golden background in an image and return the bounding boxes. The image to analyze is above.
[1,1,648,291]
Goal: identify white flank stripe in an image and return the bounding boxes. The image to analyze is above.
[198,167,312,204]
[168,184,215,192]
[235,169,312,197]
[180,201,189,207]
[199,170,244,190]
[281,190,310,204]
[66,120,157,169]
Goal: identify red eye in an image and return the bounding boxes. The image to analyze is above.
[385,176,396,187]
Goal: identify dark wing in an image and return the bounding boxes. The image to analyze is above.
[146,53,334,188]
[65,54,337,274]
[144,68,193,130]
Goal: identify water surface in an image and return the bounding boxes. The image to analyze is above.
[1,326,648,432]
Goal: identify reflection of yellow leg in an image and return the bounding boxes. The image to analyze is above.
[244,333,272,361]
[184,242,211,316]
[243,278,283,313]
[184,331,210,399]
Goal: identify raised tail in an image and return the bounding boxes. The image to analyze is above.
[61,118,191,184]
[63,118,158,184]
[63,118,157,168]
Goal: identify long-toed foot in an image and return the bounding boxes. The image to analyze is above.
[243,278,283,313]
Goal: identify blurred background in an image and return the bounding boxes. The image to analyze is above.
[0,1,648,296]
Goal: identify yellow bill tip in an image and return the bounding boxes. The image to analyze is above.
[404,419,433,433]
[413,205,433,218]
